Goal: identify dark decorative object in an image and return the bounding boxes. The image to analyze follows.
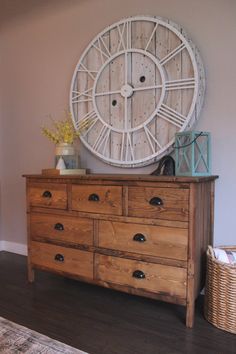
[151,155,175,176]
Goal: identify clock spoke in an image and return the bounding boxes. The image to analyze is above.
[133,84,163,92]
[165,78,195,91]
[157,104,187,128]
[160,43,186,66]
[125,51,128,85]
[124,96,128,130]
[95,89,121,97]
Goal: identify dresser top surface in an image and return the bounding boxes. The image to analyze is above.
[23,173,218,183]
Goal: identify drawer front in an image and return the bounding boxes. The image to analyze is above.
[128,187,189,221]
[29,183,67,209]
[96,254,187,298]
[98,221,188,260]
[30,213,93,245]
[31,241,93,278]
[72,185,122,215]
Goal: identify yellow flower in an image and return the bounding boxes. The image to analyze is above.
[41,110,93,145]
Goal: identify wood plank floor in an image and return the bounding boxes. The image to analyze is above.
[0,251,235,354]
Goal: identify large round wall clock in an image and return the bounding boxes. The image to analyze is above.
[70,16,205,167]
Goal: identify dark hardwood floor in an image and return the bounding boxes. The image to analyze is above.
[0,251,235,354]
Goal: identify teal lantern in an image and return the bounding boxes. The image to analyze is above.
[175,131,211,176]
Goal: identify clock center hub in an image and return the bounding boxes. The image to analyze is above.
[120,84,133,98]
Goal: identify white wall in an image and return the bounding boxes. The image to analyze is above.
[0,0,235,253]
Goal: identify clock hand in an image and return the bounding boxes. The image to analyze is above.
[124,51,128,130]
[94,89,121,97]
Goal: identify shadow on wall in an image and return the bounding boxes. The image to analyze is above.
[0,0,86,29]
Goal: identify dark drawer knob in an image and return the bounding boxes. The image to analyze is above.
[133,233,146,242]
[88,193,100,202]
[54,254,64,262]
[54,223,64,231]
[42,190,52,198]
[149,196,163,206]
[132,270,145,279]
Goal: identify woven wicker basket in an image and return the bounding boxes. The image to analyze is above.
[204,245,236,334]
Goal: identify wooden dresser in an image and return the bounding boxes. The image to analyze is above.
[24,174,217,327]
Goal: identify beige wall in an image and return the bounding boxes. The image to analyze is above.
[0,0,235,250]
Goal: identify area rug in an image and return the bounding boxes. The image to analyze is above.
[0,316,87,353]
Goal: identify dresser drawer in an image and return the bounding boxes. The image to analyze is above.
[96,254,187,298]
[128,187,189,221]
[98,220,188,261]
[30,241,93,278]
[28,183,67,209]
[71,185,122,215]
[30,213,93,245]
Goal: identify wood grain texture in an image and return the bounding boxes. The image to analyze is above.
[30,241,93,279]
[96,254,187,298]
[71,184,122,215]
[24,174,218,328]
[98,220,188,260]
[29,183,67,209]
[30,213,93,246]
[128,186,189,221]
[23,174,218,183]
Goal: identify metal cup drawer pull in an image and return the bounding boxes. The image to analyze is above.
[88,193,100,202]
[133,233,146,242]
[54,223,64,231]
[132,270,146,279]
[149,196,163,206]
[54,254,64,262]
[42,190,52,198]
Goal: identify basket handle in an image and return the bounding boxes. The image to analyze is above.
[207,245,215,258]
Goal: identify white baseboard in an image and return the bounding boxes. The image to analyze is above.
[0,241,27,256]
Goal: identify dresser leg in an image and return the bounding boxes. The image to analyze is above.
[28,267,35,283]
[186,300,195,328]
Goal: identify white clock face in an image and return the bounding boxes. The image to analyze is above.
[70,16,205,167]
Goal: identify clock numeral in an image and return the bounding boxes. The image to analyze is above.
[78,63,98,81]
[145,23,158,51]
[93,36,111,63]
[165,78,195,91]
[93,126,111,154]
[116,21,132,52]
[157,104,187,128]
[71,88,93,104]
[76,110,98,135]
[126,20,132,49]
[144,126,162,153]
[120,132,135,161]
[159,43,186,66]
